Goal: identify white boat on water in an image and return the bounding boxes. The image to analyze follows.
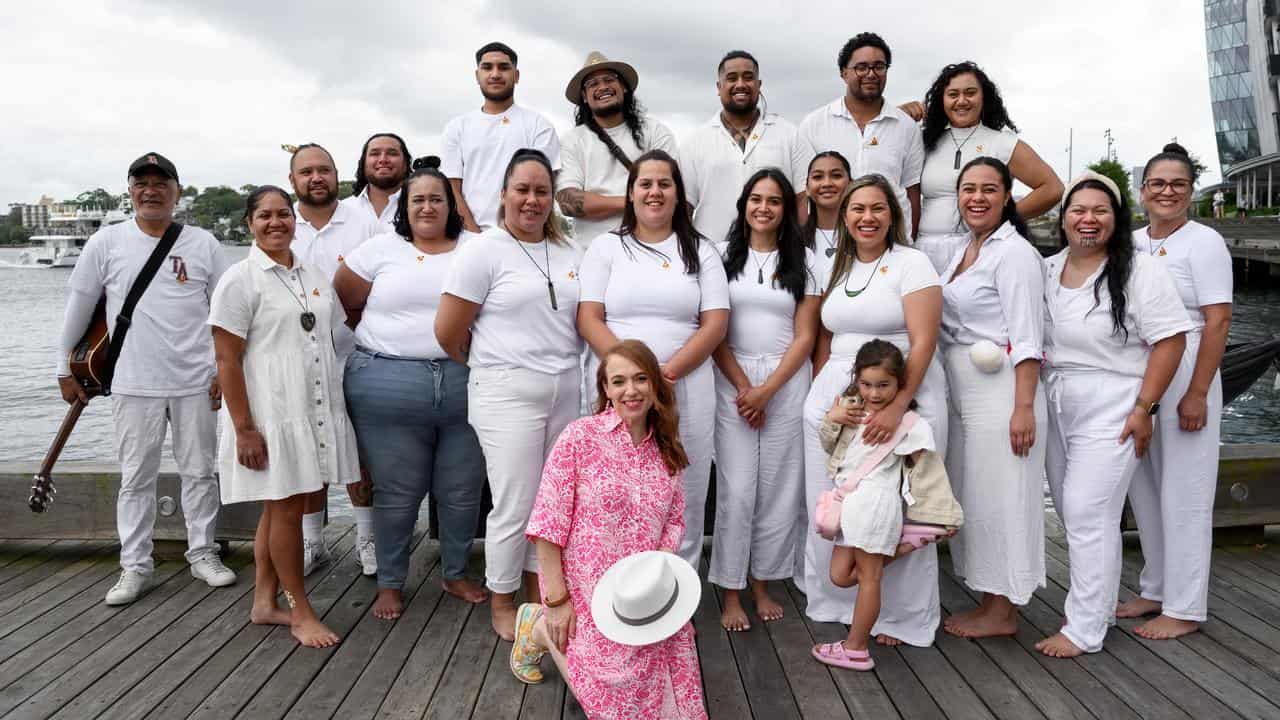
[20,208,130,268]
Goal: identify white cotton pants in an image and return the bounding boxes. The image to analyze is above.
[801,352,947,646]
[944,345,1047,605]
[708,353,810,589]
[111,392,220,574]
[1044,369,1142,653]
[1127,332,1219,622]
[468,365,580,594]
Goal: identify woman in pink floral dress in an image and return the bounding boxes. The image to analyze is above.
[513,339,707,720]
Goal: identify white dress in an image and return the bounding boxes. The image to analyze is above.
[835,417,935,556]
[207,244,360,503]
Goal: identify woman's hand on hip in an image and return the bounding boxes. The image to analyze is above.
[863,402,905,445]
[544,601,576,653]
[1119,408,1154,458]
[1009,404,1036,457]
[1177,390,1208,432]
[236,429,268,470]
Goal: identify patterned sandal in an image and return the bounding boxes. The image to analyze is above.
[811,641,876,671]
[510,602,547,684]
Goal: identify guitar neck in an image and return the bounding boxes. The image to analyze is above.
[37,400,87,479]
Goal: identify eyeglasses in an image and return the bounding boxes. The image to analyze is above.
[583,73,621,91]
[847,62,890,76]
[1142,179,1192,194]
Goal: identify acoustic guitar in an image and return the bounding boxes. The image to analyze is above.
[29,299,109,512]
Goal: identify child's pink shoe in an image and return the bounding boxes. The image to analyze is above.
[811,641,875,670]
[900,524,950,549]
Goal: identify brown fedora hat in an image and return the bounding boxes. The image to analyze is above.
[565,51,639,104]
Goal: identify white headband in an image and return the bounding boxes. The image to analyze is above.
[1063,170,1122,210]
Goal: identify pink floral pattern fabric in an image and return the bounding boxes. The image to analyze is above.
[526,408,706,720]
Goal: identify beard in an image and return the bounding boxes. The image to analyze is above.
[591,98,624,119]
[367,172,403,191]
[297,183,336,206]
[720,95,757,117]
[850,81,884,104]
[481,85,515,103]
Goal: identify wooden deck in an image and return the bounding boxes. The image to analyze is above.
[1,516,1279,719]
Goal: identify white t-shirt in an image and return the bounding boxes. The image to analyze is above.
[342,231,477,359]
[578,233,730,362]
[798,98,925,237]
[340,186,401,230]
[940,221,1045,365]
[680,112,809,246]
[559,118,679,245]
[441,104,562,230]
[293,200,382,360]
[67,219,230,397]
[1133,221,1233,329]
[918,125,1019,237]
[441,227,581,374]
[821,244,940,358]
[720,244,822,357]
[1043,249,1195,378]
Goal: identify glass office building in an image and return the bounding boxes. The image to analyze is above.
[1207,0,1261,168]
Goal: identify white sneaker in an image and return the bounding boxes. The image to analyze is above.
[190,554,237,587]
[302,538,332,577]
[355,536,377,577]
[105,570,153,605]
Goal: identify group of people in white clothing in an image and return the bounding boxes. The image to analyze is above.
[56,33,1231,690]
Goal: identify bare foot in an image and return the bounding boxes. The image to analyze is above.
[250,603,292,626]
[1035,632,1084,658]
[752,583,784,623]
[720,590,750,631]
[942,607,983,635]
[292,617,340,648]
[372,589,403,620]
[1135,615,1199,640]
[1115,597,1161,619]
[442,577,489,604]
[875,634,902,646]
[491,595,517,641]
[945,609,1017,639]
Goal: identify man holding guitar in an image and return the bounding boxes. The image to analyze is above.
[56,153,237,605]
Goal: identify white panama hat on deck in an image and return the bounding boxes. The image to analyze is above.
[590,551,701,647]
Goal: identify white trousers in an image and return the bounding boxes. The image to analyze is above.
[468,365,580,594]
[801,352,947,646]
[709,353,810,589]
[1044,370,1142,653]
[944,345,1047,604]
[1128,333,1220,622]
[111,392,220,574]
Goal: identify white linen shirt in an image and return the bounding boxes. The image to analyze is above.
[559,118,679,244]
[207,244,360,502]
[1042,249,1195,379]
[340,186,401,230]
[441,104,561,230]
[798,98,925,236]
[822,244,939,358]
[719,244,822,357]
[940,221,1045,366]
[578,233,730,363]
[67,219,229,397]
[680,112,808,245]
[1133,221,1233,329]
[441,227,581,375]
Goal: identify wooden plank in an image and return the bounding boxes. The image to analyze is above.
[421,600,500,720]
[721,587,803,719]
[136,527,357,720]
[786,581,904,720]
[761,582,853,720]
[517,667,566,720]
[0,540,97,592]
[0,542,116,620]
[690,558,750,720]
[897,642,998,720]
[284,533,438,718]
[373,587,472,718]
[563,690,589,719]
[0,539,60,583]
[468,638,526,720]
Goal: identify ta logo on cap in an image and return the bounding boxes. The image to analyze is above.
[147,154,159,165]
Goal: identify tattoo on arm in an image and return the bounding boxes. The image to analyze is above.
[556,188,586,218]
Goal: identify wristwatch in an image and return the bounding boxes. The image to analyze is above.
[1135,398,1160,415]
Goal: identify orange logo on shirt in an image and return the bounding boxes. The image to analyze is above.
[501,116,510,125]
[312,288,321,296]
[869,137,879,146]
[169,255,188,283]
[417,255,425,262]
[879,266,889,274]
[661,260,670,269]
[337,254,344,263]
[976,145,984,153]
[1158,247,1167,256]
[567,270,576,279]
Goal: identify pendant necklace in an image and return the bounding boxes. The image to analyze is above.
[271,265,317,331]
[843,249,887,298]
[949,125,982,170]
[817,228,837,258]
[751,248,777,284]
[1147,221,1186,257]
[512,233,558,310]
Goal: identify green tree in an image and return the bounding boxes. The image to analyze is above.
[338,180,354,200]
[69,188,119,210]
[1087,158,1134,210]
[182,185,199,197]
[190,186,248,241]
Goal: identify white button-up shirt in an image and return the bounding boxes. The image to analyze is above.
[340,186,401,230]
[680,112,808,245]
[798,97,924,236]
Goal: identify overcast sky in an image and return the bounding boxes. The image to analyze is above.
[1,0,1218,209]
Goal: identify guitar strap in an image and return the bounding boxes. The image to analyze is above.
[100,222,184,395]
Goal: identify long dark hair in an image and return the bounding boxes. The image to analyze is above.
[801,150,851,251]
[1058,180,1135,340]
[392,167,464,241]
[573,74,646,160]
[497,148,566,245]
[594,339,689,475]
[957,157,1030,238]
[616,149,705,274]
[823,174,910,298]
[723,169,810,302]
[922,62,1018,153]
[352,132,412,196]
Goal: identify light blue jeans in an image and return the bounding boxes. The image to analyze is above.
[344,348,485,588]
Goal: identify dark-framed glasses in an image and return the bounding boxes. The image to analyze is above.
[848,62,890,76]
[1142,179,1192,194]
